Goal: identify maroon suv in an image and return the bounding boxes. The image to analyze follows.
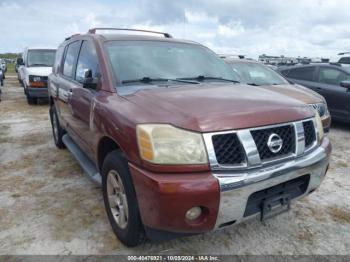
[48,28,331,247]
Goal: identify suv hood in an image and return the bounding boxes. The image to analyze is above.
[260,84,324,104]
[123,83,314,132]
[25,67,52,76]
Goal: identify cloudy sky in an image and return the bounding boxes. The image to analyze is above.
[0,0,349,59]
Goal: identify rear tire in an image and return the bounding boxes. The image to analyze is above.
[49,105,65,149]
[102,150,145,247]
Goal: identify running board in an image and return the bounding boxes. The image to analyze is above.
[62,134,102,186]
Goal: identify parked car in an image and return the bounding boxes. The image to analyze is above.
[279,63,350,123]
[18,48,56,104]
[15,56,22,73]
[336,52,350,64]
[224,58,331,131]
[0,68,3,101]
[0,59,6,79]
[49,28,331,247]
[0,68,3,86]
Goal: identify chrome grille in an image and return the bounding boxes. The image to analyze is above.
[251,124,295,161]
[303,120,316,149]
[212,133,245,165]
[204,118,318,170]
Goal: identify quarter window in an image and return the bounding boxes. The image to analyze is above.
[63,41,81,78]
[53,46,65,74]
[75,41,99,82]
[287,67,315,81]
[318,67,350,86]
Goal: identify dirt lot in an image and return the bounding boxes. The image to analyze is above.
[1,72,350,255]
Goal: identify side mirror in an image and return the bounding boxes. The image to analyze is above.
[17,57,24,66]
[340,80,350,89]
[80,69,98,89]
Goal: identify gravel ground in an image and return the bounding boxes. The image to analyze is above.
[0,73,350,255]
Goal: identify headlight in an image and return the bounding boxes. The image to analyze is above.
[309,102,328,119]
[137,124,208,165]
[315,112,324,141]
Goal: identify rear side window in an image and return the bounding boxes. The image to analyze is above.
[287,67,315,81]
[338,57,350,64]
[63,41,81,78]
[75,41,99,82]
[53,46,65,74]
[318,67,350,85]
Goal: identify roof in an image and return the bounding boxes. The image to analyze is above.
[95,33,199,45]
[64,28,200,46]
[278,63,350,73]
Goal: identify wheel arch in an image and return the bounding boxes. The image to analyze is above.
[97,136,122,172]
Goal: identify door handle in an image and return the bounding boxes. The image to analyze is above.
[67,90,73,98]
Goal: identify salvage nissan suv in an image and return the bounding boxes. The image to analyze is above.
[48,28,331,247]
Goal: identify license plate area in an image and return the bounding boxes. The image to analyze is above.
[243,175,310,218]
[261,193,290,221]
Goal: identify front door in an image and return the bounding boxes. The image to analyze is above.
[316,66,350,120]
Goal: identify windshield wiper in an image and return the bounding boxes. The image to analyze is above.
[246,83,260,86]
[29,63,52,67]
[121,77,199,84]
[178,75,240,83]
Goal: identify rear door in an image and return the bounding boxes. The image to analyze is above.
[315,66,350,120]
[49,45,65,121]
[57,40,82,144]
[67,40,100,159]
[283,66,319,92]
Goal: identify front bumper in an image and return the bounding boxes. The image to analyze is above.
[214,136,330,228]
[130,137,331,237]
[27,87,48,98]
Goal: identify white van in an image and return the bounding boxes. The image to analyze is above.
[18,47,56,104]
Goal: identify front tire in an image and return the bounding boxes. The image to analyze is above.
[49,105,65,149]
[102,150,145,247]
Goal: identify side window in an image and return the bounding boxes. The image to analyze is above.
[75,41,99,82]
[318,67,350,86]
[53,46,65,74]
[287,67,315,81]
[338,57,350,64]
[63,41,81,78]
[279,69,290,77]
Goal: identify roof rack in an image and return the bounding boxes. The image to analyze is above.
[65,34,80,41]
[338,52,350,55]
[87,28,172,38]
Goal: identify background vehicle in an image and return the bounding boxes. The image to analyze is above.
[0,68,3,101]
[49,28,330,247]
[0,68,3,86]
[0,59,7,79]
[18,47,56,104]
[279,63,350,123]
[224,58,331,131]
[336,52,350,64]
[15,56,22,73]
